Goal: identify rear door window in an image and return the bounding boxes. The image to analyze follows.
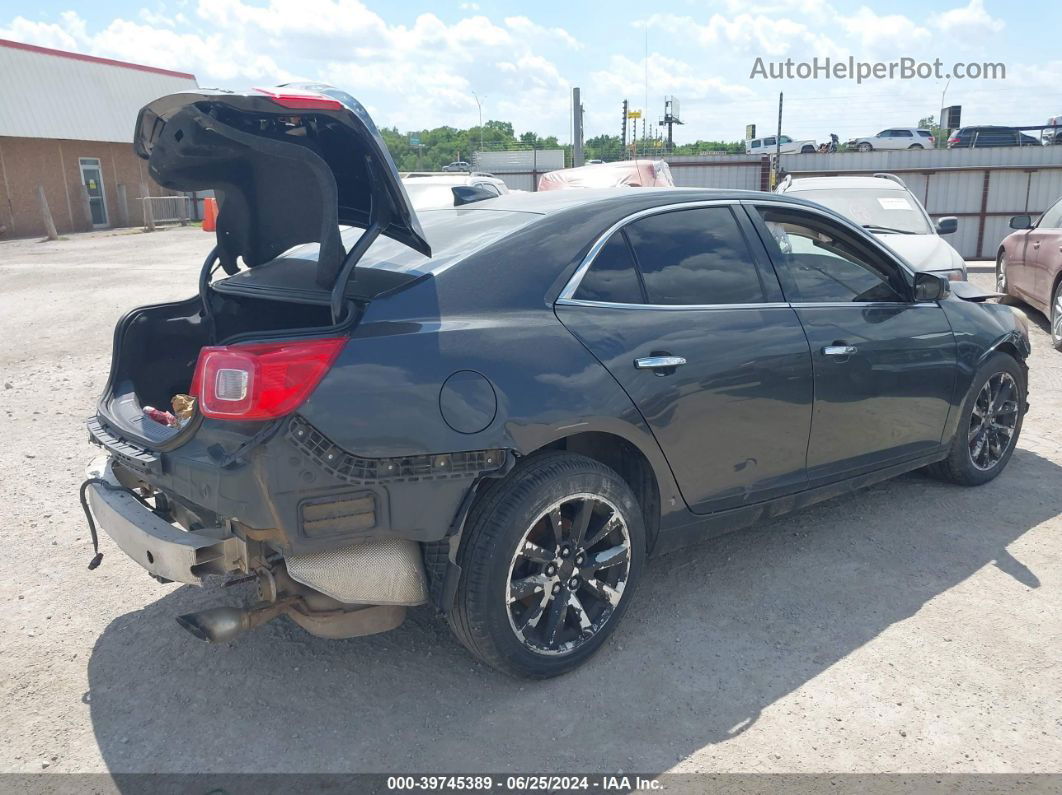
[623,207,766,305]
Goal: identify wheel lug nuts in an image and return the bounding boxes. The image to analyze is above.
[552,583,562,594]
[568,576,580,589]
[545,564,556,576]
[574,554,584,566]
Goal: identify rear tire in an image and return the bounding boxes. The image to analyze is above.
[925,352,1025,486]
[909,144,925,150]
[801,145,816,154]
[448,452,645,678]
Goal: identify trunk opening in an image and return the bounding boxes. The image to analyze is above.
[99,288,342,448]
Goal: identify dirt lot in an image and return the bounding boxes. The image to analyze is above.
[0,226,1059,775]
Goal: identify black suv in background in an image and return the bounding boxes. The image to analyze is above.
[947,126,1042,148]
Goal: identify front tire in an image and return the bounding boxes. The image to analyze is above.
[448,452,645,678]
[1051,279,1062,351]
[996,250,1009,296]
[857,142,873,152]
[926,352,1025,486]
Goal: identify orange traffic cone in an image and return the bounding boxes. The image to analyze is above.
[202,197,218,232]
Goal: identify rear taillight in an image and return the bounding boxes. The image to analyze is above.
[190,338,346,421]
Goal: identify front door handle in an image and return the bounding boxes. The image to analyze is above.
[822,345,858,356]
[634,355,687,370]
[1032,241,1041,249]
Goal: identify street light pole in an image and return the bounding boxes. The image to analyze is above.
[472,92,484,158]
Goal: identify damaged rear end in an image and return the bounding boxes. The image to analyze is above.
[83,85,439,642]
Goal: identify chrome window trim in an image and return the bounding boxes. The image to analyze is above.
[556,298,791,311]
[793,301,937,309]
[558,197,924,310]
[556,298,935,311]
[557,199,740,303]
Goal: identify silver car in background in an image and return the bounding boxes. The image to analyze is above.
[777,173,966,281]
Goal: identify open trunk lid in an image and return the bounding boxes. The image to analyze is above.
[135,85,430,291]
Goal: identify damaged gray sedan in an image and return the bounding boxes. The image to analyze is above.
[82,85,1030,678]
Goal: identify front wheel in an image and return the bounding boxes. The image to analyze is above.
[1051,279,1062,351]
[926,352,1025,486]
[857,142,873,152]
[996,250,1009,295]
[448,452,645,678]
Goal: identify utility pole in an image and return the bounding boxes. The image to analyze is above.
[660,96,683,153]
[572,87,584,167]
[621,99,628,153]
[773,91,783,189]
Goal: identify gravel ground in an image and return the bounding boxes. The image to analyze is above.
[0,226,1059,775]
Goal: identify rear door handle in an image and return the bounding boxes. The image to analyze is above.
[822,345,858,356]
[634,355,687,370]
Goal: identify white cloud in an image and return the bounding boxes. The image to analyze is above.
[0,13,85,51]
[640,12,837,58]
[0,0,579,136]
[504,16,582,50]
[930,0,1005,36]
[836,7,931,52]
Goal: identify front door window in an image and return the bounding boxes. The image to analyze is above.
[79,158,108,227]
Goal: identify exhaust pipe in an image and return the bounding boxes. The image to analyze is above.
[176,601,287,643]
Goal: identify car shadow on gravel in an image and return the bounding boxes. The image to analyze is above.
[86,448,1061,776]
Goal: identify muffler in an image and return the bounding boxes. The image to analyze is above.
[176,601,288,643]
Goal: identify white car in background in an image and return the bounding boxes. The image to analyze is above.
[777,173,967,280]
[746,135,818,155]
[851,128,935,151]
[401,172,508,210]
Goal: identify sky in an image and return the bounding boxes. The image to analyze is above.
[1,0,1059,145]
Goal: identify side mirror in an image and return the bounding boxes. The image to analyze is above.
[1009,214,1033,230]
[935,216,958,235]
[913,272,949,302]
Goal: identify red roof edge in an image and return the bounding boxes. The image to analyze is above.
[0,37,197,81]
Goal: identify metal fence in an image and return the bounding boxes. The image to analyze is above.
[471,149,567,191]
[140,195,195,229]
[478,146,1062,260]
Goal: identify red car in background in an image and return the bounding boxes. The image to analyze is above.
[997,195,1062,350]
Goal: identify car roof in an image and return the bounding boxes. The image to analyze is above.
[783,176,907,192]
[439,187,769,215]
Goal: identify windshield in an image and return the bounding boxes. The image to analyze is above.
[792,188,932,234]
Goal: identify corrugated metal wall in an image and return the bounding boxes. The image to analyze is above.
[487,147,1062,260]
[0,40,197,143]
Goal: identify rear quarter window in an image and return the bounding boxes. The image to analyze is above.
[573,232,645,304]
